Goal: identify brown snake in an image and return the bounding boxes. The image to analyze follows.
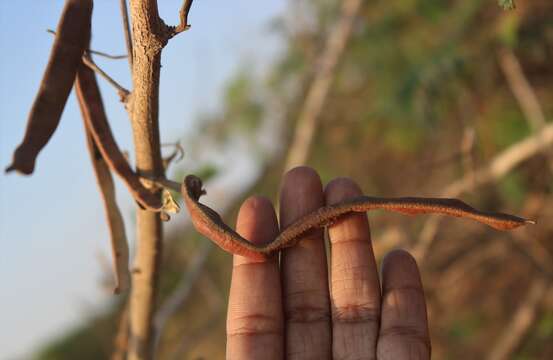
[173,175,535,260]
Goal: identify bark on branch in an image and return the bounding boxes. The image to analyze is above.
[127,1,166,359]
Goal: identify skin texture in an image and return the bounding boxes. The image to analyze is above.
[226,167,431,359]
[181,175,534,261]
[6,0,92,174]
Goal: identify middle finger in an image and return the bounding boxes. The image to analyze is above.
[280,166,331,359]
[325,177,381,359]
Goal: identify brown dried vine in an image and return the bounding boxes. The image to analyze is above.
[82,124,131,294]
[176,175,535,260]
[6,0,92,175]
[75,60,163,211]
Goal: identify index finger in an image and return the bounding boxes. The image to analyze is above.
[325,178,381,359]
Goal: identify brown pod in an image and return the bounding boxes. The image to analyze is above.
[82,125,131,294]
[181,175,536,260]
[6,0,93,174]
[75,62,163,211]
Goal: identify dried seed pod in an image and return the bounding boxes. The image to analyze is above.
[75,61,163,211]
[82,126,131,294]
[181,175,535,260]
[6,0,93,174]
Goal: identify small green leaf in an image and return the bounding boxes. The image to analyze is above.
[498,0,516,10]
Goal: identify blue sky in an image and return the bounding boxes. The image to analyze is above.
[0,1,285,358]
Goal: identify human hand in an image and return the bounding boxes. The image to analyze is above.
[226,167,430,359]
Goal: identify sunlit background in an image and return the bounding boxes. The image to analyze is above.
[1,0,552,359]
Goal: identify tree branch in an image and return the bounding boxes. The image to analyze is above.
[497,47,553,173]
[111,305,130,360]
[127,1,166,359]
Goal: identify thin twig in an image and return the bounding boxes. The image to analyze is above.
[284,0,364,170]
[119,0,133,71]
[437,240,509,299]
[413,122,553,261]
[82,54,130,102]
[497,48,546,129]
[497,47,553,173]
[111,305,130,360]
[47,29,127,60]
[173,0,194,35]
[507,193,553,277]
[460,127,476,191]
[90,49,128,60]
[486,277,549,360]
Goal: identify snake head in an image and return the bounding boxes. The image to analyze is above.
[184,175,207,200]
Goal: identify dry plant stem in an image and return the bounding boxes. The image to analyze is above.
[82,55,130,102]
[89,50,128,60]
[414,122,553,260]
[120,0,134,72]
[497,48,546,129]
[179,175,533,261]
[486,277,549,360]
[284,0,363,170]
[173,0,194,34]
[112,305,130,360]
[82,124,131,294]
[127,1,167,359]
[6,0,92,175]
[497,46,553,172]
[75,63,163,211]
